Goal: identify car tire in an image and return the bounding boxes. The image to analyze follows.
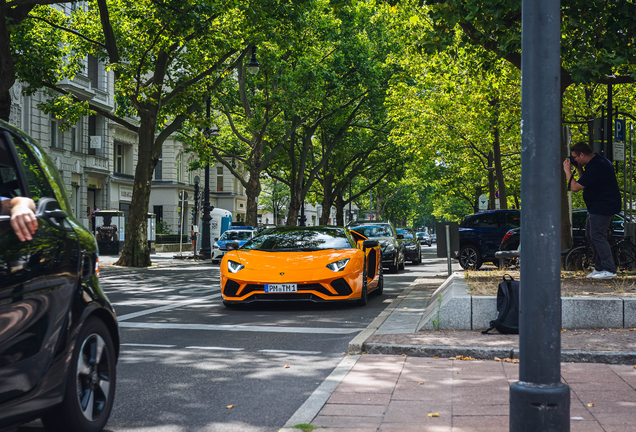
[459,244,482,270]
[42,317,116,432]
[388,256,398,274]
[413,249,421,265]
[212,259,219,264]
[399,255,405,271]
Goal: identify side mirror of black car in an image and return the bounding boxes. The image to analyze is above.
[226,242,239,250]
[363,239,379,248]
[397,234,404,240]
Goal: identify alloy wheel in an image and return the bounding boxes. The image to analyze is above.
[76,333,112,421]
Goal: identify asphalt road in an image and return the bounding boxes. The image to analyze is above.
[19,245,450,432]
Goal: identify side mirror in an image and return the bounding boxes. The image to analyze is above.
[363,239,379,248]
[226,242,239,250]
[397,234,404,240]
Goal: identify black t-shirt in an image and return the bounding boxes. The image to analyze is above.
[577,153,621,215]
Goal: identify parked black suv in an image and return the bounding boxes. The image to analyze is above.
[457,209,520,269]
[0,121,119,431]
[349,221,405,273]
[397,227,421,264]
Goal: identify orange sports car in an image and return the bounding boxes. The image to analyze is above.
[220,226,383,307]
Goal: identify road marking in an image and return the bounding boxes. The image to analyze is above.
[121,343,176,348]
[117,293,222,321]
[259,349,322,355]
[118,322,364,334]
[186,346,245,351]
[178,286,219,294]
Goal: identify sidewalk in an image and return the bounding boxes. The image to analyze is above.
[281,274,636,432]
[99,251,212,275]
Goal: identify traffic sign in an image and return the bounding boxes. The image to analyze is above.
[478,194,488,211]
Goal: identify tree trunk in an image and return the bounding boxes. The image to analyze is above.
[334,195,345,226]
[487,152,496,209]
[245,172,260,227]
[115,115,157,267]
[0,9,15,122]
[492,125,507,209]
[319,172,335,225]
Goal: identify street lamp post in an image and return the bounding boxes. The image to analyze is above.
[509,0,570,430]
[199,97,218,259]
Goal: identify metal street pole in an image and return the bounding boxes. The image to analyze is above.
[510,0,570,430]
[199,97,213,259]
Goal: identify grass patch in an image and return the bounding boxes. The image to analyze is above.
[292,425,327,432]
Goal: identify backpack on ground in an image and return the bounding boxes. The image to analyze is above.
[482,274,520,335]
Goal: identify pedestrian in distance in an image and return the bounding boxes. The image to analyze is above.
[563,141,622,279]
[1,196,38,241]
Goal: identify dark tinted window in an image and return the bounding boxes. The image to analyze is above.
[396,229,414,239]
[351,224,393,238]
[506,212,521,228]
[242,227,352,251]
[461,213,502,228]
[0,134,23,199]
[13,136,54,202]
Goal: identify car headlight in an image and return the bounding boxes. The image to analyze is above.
[213,242,220,249]
[227,260,244,273]
[383,243,395,252]
[407,245,416,250]
[326,258,350,272]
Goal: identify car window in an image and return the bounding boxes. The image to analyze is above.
[0,134,25,202]
[242,227,352,251]
[396,229,414,239]
[351,225,392,238]
[475,213,501,228]
[12,136,54,202]
[460,215,479,228]
[221,231,252,241]
[506,212,520,228]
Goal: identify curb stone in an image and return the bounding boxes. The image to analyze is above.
[348,277,425,354]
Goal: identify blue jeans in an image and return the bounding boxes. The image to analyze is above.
[586,213,615,273]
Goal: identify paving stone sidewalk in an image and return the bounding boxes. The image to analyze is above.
[285,274,636,431]
[306,354,636,432]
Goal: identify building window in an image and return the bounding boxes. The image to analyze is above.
[88,54,99,89]
[88,115,99,155]
[177,153,183,183]
[115,143,123,173]
[70,126,77,152]
[216,166,223,192]
[153,205,163,223]
[22,95,30,134]
[50,118,62,149]
[154,151,162,180]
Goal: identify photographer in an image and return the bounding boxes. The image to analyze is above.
[563,142,621,279]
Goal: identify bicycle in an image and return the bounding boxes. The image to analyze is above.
[563,235,636,272]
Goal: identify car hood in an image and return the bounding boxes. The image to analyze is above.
[232,249,356,270]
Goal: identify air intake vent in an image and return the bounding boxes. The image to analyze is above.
[224,280,241,297]
[330,278,353,296]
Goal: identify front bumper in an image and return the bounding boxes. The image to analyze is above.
[381,250,396,265]
[221,271,365,303]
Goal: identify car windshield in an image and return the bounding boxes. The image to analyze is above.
[416,232,428,237]
[396,229,414,239]
[350,225,392,238]
[241,227,352,251]
[220,231,252,241]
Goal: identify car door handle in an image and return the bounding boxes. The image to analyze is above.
[45,209,67,219]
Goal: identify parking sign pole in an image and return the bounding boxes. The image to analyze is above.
[445,224,451,276]
[510,0,571,430]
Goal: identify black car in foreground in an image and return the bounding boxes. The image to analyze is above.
[397,227,421,264]
[349,221,405,273]
[0,120,119,432]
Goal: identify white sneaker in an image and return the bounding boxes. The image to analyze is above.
[590,270,617,279]
[586,269,600,278]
